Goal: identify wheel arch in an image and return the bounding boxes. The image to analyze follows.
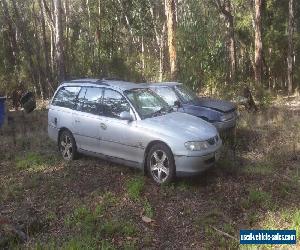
[143,140,174,173]
[57,127,74,146]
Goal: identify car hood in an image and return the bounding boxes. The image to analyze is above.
[189,97,236,113]
[141,112,217,141]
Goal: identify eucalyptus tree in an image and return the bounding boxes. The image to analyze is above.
[287,0,295,94]
[253,0,263,87]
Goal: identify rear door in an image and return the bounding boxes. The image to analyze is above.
[72,86,105,153]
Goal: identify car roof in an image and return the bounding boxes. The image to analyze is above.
[60,78,148,91]
[144,82,182,87]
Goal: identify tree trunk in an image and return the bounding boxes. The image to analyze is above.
[97,0,102,75]
[38,0,54,97]
[215,0,237,83]
[41,0,55,76]
[165,0,177,80]
[228,23,236,82]
[148,0,165,81]
[54,0,65,83]
[11,0,38,90]
[287,0,294,95]
[1,0,18,67]
[32,2,46,100]
[159,26,166,82]
[254,0,263,85]
[117,0,136,44]
[141,36,145,73]
[64,0,70,79]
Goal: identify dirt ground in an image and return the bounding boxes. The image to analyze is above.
[0,98,300,249]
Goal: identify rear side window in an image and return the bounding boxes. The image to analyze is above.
[52,86,81,109]
[103,89,130,119]
[76,87,103,115]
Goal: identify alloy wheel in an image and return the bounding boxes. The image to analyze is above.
[60,134,73,160]
[150,150,170,183]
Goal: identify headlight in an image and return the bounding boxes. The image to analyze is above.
[185,141,210,151]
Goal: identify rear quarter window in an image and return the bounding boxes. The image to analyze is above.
[52,86,81,109]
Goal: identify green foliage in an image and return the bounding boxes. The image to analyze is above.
[261,209,300,240]
[0,182,23,202]
[126,176,145,201]
[241,188,272,209]
[63,191,137,248]
[143,199,154,218]
[15,152,59,172]
[101,220,137,237]
[1,0,299,97]
[195,209,238,248]
[242,162,274,175]
[65,205,103,234]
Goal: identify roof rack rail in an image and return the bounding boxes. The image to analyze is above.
[61,78,110,86]
[101,77,125,81]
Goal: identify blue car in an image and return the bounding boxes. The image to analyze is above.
[0,97,6,128]
[147,82,237,132]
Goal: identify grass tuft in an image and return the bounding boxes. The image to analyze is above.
[143,199,154,218]
[101,220,137,237]
[15,152,59,172]
[241,188,272,210]
[242,162,274,175]
[65,204,103,234]
[126,176,145,200]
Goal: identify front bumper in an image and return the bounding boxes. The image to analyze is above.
[175,146,221,176]
[213,117,236,132]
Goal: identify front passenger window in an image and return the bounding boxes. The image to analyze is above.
[103,89,130,119]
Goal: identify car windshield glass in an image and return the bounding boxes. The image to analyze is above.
[175,85,198,103]
[125,88,172,119]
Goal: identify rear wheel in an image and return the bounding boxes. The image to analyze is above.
[59,130,77,161]
[147,143,175,184]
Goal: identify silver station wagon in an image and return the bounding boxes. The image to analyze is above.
[48,79,222,184]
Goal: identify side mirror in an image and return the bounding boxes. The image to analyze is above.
[174,100,181,108]
[119,111,133,121]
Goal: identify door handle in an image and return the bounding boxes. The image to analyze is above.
[100,123,107,130]
[75,119,80,123]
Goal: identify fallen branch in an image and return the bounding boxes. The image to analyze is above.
[210,226,238,242]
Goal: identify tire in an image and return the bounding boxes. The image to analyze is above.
[146,143,176,184]
[59,130,77,161]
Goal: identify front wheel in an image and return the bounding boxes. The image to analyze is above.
[59,130,77,161]
[146,143,176,184]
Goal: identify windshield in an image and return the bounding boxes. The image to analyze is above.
[125,88,172,119]
[175,85,198,103]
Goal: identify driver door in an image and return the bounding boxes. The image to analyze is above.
[98,88,144,164]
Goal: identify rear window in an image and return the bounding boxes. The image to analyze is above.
[52,86,81,109]
[76,87,103,115]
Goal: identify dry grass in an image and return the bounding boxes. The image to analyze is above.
[0,98,299,249]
